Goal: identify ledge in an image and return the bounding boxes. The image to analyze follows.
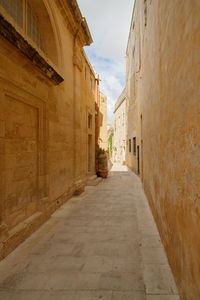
[0,14,64,85]
[114,88,126,113]
[68,0,93,45]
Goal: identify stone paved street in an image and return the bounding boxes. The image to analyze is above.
[0,164,179,300]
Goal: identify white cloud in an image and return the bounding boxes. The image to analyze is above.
[77,0,134,123]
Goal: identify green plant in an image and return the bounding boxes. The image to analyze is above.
[108,135,112,154]
[97,147,107,170]
[98,148,106,156]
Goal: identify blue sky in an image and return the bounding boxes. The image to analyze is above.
[77,0,134,124]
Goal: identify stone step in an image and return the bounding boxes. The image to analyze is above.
[88,175,97,181]
[87,176,102,186]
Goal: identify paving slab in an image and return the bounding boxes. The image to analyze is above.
[112,291,146,300]
[146,296,180,300]
[0,163,179,299]
[77,290,112,300]
[144,264,178,294]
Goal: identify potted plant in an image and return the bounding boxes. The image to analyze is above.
[97,148,108,178]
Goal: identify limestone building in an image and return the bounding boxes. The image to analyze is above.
[99,92,108,151]
[107,124,114,159]
[125,1,200,298]
[0,0,98,259]
[113,89,126,164]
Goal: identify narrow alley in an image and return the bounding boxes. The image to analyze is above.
[0,165,179,300]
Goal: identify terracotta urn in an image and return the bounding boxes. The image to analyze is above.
[97,148,108,178]
[99,169,108,178]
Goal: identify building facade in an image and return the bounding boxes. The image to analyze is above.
[125,6,141,175]
[107,124,114,159]
[113,89,126,164]
[125,1,200,299]
[98,92,108,151]
[0,0,98,259]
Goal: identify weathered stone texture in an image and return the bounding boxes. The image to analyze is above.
[0,164,179,299]
[125,0,200,299]
[113,89,126,164]
[99,92,108,151]
[0,0,97,259]
[0,75,47,233]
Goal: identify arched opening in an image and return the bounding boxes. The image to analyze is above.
[0,0,61,67]
[28,0,60,67]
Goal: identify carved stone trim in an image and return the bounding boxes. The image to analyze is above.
[0,14,64,85]
[0,223,8,243]
[55,0,93,47]
[73,54,83,71]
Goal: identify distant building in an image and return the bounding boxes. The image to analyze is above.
[99,92,108,151]
[113,89,126,164]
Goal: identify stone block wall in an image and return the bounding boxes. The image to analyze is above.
[99,93,108,151]
[0,0,96,260]
[126,0,200,298]
[113,89,126,164]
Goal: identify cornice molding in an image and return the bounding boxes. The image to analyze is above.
[55,0,93,46]
[114,88,126,113]
[82,49,96,78]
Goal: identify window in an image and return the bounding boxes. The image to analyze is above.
[0,0,44,52]
[0,0,23,28]
[88,114,92,129]
[132,29,135,51]
[129,139,131,152]
[144,0,147,27]
[133,137,136,155]
[90,77,93,91]
[27,3,44,51]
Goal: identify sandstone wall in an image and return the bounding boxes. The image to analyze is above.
[0,0,96,259]
[126,1,200,298]
[113,90,126,164]
[99,92,108,151]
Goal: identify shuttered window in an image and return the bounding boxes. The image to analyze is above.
[27,3,44,51]
[0,0,44,52]
[0,0,23,28]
